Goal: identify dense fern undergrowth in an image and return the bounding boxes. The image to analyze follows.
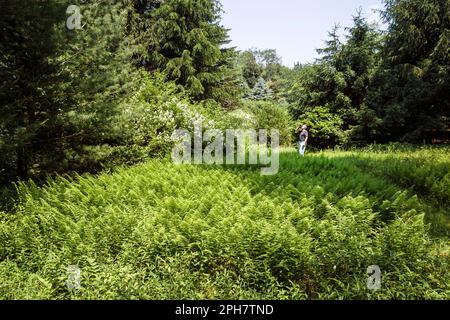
[0,147,449,300]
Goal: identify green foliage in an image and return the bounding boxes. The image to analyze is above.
[295,107,346,148]
[0,0,68,181]
[238,49,286,101]
[346,144,450,235]
[246,77,273,101]
[0,0,233,183]
[366,0,450,141]
[238,50,263,89]
[132,0,242,104]
[288,63,350,116]
[1,0,449,301]
[0,0,140,182]
[111,72,226,157]
[242,100,294,146]
[290,0,449,145]
[0,148,449,299]
[220,109,258,130]
[288,10,382,147]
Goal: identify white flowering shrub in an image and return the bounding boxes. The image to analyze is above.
[221,109,258,130]
[88,73,297,170]
[103,73,225,164]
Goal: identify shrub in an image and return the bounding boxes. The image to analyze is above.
[295,106,345,148]
[241,100,294,145]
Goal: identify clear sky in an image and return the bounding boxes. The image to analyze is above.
[220,0,385,67]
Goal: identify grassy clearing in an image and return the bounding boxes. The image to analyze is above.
[331,145,450,236]
[0,147,449,299]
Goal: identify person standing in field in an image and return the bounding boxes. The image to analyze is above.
[299,125,309,156]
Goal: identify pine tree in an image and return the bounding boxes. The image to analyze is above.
[339,10,382,127]
[132,0,240,103]
[288,10,382,144]
[369,0,450,141]
[247,77,273,100]
[0,0,67,180]
[317,24,342,65]
[0,0,139,181]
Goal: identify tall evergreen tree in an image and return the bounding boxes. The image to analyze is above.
[289,10,382,142]
[0,0,68,180]
[367,0,450,141]
[0,0,139,182]
[317,24,342,65]
[285,10,385,147]
[132,0,240,103]
[339,10,382,128]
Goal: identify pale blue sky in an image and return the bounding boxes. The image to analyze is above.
[220,0,385,67]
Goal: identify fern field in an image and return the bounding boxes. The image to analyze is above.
[0,147,449,300]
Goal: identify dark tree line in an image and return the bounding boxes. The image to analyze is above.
[0,0,239,184]
[287,0,449,146]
